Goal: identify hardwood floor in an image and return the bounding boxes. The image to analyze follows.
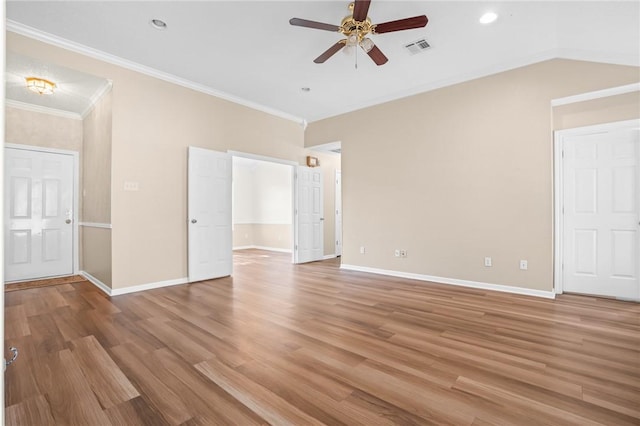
[4,249,640,425]
[4,275,88,293]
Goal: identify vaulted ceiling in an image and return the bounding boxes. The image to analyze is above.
[6,1,640,123]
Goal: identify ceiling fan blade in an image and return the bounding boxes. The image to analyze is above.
[353,0,372,21]
[367,45,388,66]
[314,41,346,63]
[373,15,428,34]
[289,18,340,32]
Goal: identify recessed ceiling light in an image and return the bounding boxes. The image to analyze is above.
[479,12,498,25]
[150,19,167,30]
[301,87,311,92]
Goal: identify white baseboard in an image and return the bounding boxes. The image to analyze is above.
[80,271,189,296]
[339,264,556,299]
[323,254,337,260]
[111,277,190,296]
[80,271,112,295]
[233,245,292,254]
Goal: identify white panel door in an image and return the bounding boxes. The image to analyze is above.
[4,148,74,282]
[188,147,232,282]
[295,166,323,263]
[335,170,342,257]
[563,126,639,299]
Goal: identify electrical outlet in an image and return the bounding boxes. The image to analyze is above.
[394,249,400,257]
[484,257,492,267]
[520,260,528,270]
[360,246,366,254]
[400,250,407,257]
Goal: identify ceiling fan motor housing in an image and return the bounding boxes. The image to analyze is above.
[340,16,376,44]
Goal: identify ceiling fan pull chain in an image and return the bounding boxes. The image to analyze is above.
[355,30,359,69]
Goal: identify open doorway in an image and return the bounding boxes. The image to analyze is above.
[232,155,294,258]
[187,149,326,281]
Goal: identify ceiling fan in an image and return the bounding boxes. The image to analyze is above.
[290,0,428,66]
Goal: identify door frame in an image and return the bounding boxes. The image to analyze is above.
[228,150,298,263]
[553,118,640,295]
[4,143,80,278]
[335,169,342,257]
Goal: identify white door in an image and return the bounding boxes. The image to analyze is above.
[188,147,232,282]
[562,123,639,300]
[335,170,342,257]
[295,166,323,263]
[4,147,74,282]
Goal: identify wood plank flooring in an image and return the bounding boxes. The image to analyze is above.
[4,276,88,293]
[4,249,640,425]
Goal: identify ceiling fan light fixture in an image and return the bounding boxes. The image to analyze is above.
[479,12,498,25]
[360,37,374,53]
[346,33,359,46]
[342,44,355,55]
[25,77,56,95]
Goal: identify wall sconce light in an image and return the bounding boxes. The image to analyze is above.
[25,77,56,95]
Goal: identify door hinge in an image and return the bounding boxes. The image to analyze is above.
[562,150,565,158]
[295,245,298,251]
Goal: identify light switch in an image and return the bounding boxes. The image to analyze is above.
[124,181,139,191]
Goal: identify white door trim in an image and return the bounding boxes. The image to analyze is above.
[335,169,342,257]
[553,118,640,295]
[4,143,80,278]
[227,150,298,166]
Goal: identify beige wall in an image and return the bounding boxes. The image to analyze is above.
[553,91,640,130]
[82,227,112,286]
[5,106,83,152]
[81,88,113,287]
[7,32,336,289]
[82,89,112,223]
[306,59,639,292]
[233,223,292,251]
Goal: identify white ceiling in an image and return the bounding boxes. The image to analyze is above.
[5,52,111,118]
[6,1,640,123]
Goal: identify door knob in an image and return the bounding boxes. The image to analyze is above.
[191,219,197,224]
[65,219,71,224]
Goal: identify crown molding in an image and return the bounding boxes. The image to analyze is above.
[555,47,640,68]
[80,80,113,119]
[7,20,306,125]
[6,99,82,120]
[551,82,640,107]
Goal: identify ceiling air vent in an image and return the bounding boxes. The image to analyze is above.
[404,38,431,55]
